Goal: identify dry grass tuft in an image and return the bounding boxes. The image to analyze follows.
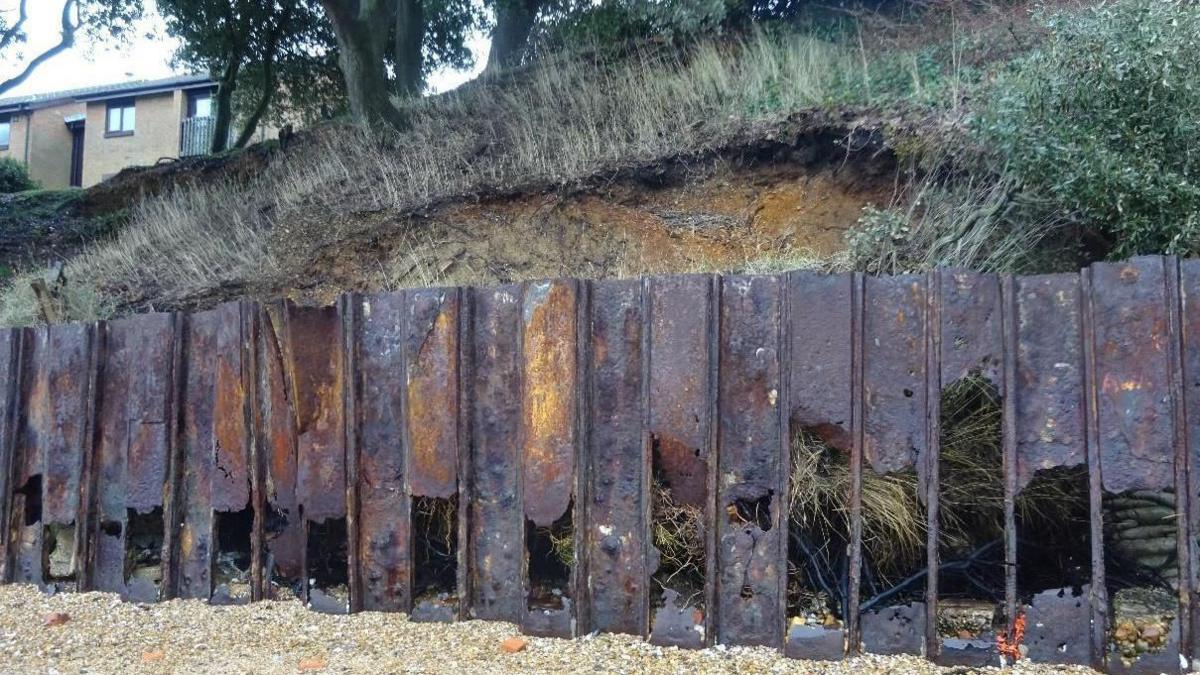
[545,522,575,570]
[790,428,925,578]
[789,373,1087,580]
[651,481,706,589]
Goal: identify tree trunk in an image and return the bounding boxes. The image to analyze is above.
[321,0,408,128]
[485,0,539,73]
[393,0,423,97]
[210,56,242,153]
[234,11,287,150]
[233,65,274,148]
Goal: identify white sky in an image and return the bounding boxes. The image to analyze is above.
[1,0,486,99]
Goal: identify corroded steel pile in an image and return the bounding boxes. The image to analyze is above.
[0,256,1197,674]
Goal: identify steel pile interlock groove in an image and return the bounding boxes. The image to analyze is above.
[1,256,1199,673]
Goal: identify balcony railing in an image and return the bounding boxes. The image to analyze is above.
[180,116,215,157]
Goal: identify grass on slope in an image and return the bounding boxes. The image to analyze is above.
[2,32,871,325]
[0,0,1068,326]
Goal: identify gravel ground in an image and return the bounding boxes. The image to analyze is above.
[0,584,1098,675]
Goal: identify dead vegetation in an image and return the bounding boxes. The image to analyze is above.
[789,375,1089,598]
[0,32,874,326]
[651,481,706,595]
[0,0,1105,327]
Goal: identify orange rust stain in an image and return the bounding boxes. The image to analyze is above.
[213,356,246,488]
[522,282,576,523]
[406,302,458,496]
[1103,373,1145,394]
[180,523,194,556]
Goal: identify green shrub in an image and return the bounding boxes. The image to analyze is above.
[975,0,1200,257]
[0,157,36,193]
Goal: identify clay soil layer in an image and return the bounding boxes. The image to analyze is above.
[0,584,1100,674]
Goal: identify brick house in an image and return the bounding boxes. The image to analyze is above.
[0,74,258,189]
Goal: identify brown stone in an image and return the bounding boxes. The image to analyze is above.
[500,637,528,654]
[298,656,327,671]
[42,612,70,627]
[141,650,165,663]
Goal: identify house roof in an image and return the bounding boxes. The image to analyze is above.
[0,73,214,114]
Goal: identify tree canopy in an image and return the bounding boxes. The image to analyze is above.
[159,0,341,151]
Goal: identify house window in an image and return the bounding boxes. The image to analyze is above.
[0,115,10,150]
[105,98,135,136]
[187,91,213,118]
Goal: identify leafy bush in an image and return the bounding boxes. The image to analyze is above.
[975,0,1200,257]
[0,157,36,193]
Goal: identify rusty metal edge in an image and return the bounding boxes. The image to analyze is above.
[339,293,362,613]
[1187,260,1200,669]
[456,287,473,621]
[245,303,266,603]
[847,272,865,655]
[0,328,25,582]
[924,270,942,660]
[573,277,588,629]
[777,273,793,651]
[1080,267,1108,671]
[393,290,411,613]
[574,278,590,636]
[160,311,187,600]
[1000,275,1019,639]
[78,321,105,591]
[1166,257,1194,665]
[638,277,653,638]
[516,283,530,634]
[277,304,309,606]
[704,273,720,648]
[397,292,415,612]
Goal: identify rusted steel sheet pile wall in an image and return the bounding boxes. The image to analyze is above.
[0,256,1199,672]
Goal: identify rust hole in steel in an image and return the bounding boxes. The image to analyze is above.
[937,375,1005,641]
[263,504,300,597]
[1016,468,1090,597]
[526,503,573,612]
[413,496,459,608]
[44,523,76,584]
[787,425,849,631]
[859,465,925,624]
[307,517,349,609]
[1103,488,1177,664]
[125,507,164,591]
[727,493,772,532]
[15,474,42,527]
[214,506,254,602]
[100,521,122,537]
[649,438,706,619]
[265,503,289,538]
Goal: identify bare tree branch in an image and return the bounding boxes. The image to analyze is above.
[0,0,81,98]
[0,0,29,52]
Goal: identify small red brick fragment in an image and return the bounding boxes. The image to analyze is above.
[500,637,528,654]
[43,612,70,627]
[298,657,327,672]
[141,650,165,663]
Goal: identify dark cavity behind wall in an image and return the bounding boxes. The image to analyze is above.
[527,504,573,611]
[412,496,459,604]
